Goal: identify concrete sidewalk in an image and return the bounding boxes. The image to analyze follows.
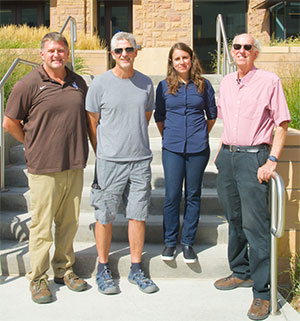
[1,276,299,321]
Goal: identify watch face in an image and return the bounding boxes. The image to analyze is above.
[269,156,278,162]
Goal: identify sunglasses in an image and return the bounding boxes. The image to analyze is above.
[113,47,135,55]
[232,44,253,51]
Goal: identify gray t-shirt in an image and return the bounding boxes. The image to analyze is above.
[85,69,154,161]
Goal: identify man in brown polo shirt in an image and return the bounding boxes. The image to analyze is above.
[3,32,89,303]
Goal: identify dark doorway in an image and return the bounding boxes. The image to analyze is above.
[193,0,247,73]
[98,1,132,50]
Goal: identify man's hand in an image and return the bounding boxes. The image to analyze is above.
[257,159,277,183]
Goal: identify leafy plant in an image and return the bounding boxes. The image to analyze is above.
[280,66,300,130]
[270,35,300,47]
[0,51,40,106]
[279,254,300,312]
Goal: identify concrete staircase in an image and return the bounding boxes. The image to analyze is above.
[0,74,231,279]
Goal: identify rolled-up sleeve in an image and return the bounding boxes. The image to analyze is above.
[154,81,166,122]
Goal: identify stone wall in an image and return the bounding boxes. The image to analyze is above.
[255,46,300,78]
[247,0,271,45]
[50,0,93,34]
[277,128,300,284]
[133,0,192,48]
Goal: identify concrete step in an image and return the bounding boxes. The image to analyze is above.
[0,210,228,244]
[0,239,230,279]
[0,185,222,215]
[4,162,218,189]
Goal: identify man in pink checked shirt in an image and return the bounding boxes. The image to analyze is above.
[213,33,290,321]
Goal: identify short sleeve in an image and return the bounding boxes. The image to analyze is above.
[146,81,155,112]
[85,77,103,114]
[270,77,291,126]
[4,80,32,120]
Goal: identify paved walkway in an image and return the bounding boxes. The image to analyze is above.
[1,276,299,321]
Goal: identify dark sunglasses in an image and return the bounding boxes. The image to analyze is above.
[232,44,253,51]
[113,47,134,55]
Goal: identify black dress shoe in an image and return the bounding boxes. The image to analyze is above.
[161,246,176,261]
[182,245,197,263]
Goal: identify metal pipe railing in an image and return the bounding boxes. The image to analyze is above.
[270,171,286,315]
[60,16,77,70]
[0,58,40,192]
[216,14,235,76]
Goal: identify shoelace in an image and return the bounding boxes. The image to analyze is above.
[254,299,262,306]
[66,272,79,280]
[133,270,153,286]
[36,279,49,290]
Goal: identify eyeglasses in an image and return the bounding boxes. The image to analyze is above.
[113,47,134,55]
[232,44,253,51]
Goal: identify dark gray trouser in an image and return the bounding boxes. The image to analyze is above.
[215,145,271,300]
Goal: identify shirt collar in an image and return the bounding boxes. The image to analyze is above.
[38,65,75,84]
[235,66,257,86]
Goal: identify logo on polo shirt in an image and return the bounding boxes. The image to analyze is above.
[72,81,79,89]
[39,85,46,90]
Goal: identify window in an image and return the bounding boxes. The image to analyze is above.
[0,1,50,27]
[270,1,300,40]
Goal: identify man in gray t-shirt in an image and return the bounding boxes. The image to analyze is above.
[86,32,158,295]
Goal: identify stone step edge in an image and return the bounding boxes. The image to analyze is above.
[0,210,228,242]
[0,240,230,279]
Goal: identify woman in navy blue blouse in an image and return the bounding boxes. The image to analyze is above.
[154,42,217,263]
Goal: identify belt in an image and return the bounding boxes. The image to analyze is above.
[223,144,269,153]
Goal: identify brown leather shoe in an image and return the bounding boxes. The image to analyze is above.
[214,274,253,290]
[30,279,53,304]
[247,298,270,320]
[54,272,87,292]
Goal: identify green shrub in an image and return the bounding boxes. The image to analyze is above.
[0,25,106,50]
[281,67,300,130]
[0,51,39,106]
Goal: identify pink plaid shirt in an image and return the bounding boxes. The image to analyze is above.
[217,67,290,146]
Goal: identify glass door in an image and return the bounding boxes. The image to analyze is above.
[193,0,247,73]
[98,1,132,50]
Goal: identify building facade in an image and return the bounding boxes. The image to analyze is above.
[0,0,299,71]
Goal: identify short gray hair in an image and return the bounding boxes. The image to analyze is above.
[111,32,136,51]
[41,32,69,51]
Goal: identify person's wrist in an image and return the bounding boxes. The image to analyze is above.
[268,155,278,162]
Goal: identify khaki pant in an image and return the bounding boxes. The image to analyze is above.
[26,169,83,281]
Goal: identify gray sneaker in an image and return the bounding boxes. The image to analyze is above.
[128,269,159,294]
[96,266,118,295]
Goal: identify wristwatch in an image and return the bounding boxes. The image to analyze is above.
[268,155,278,162]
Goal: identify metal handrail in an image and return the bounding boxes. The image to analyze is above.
[60,16,77,70]
[270,171,286,315]
[216,14,236,76]
[0,58,40,192]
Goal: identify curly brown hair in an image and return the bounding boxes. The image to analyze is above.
[166,42,205,95]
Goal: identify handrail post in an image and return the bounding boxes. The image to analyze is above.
[60,16,77,71]
[215,14,235,77]
[270,172,285,315]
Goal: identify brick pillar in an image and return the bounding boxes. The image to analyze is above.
[133,0,192,48]
[50,0,90,33]
[247,0,270,44]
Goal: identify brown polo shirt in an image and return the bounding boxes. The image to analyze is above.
[5,65,89,174]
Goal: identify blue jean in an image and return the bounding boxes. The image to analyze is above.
[162,147,210,247]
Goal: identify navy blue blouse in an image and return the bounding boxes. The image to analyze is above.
[154,79,217,154]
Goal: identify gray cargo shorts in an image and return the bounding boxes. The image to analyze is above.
[90,158,152,224]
